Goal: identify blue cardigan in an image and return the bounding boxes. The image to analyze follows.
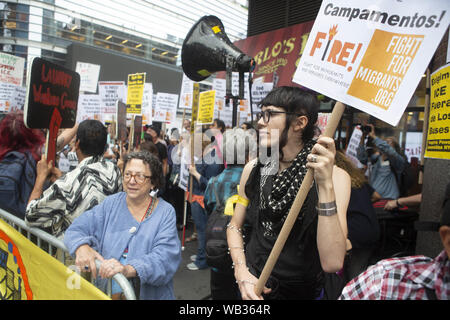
[64,192,181,300]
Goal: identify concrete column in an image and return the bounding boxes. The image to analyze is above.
[415,28,449,257]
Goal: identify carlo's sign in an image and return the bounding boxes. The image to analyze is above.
[24,57,80,129]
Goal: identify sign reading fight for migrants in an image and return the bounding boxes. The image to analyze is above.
[0,52,25,86]
[0,219,109,300]
[24,57,80,129]
[126,72,146,114]
[425,63,450,159]
[293,0,450,126]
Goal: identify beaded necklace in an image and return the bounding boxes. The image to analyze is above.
[140,196,157,222]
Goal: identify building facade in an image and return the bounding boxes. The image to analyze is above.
[1,0,248,92]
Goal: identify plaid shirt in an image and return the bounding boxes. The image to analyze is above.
[339,251,450,300]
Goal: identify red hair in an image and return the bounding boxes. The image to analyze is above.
[0,111,45,162]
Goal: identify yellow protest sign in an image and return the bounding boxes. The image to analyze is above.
[0,219,109,300]
[197,90,216,125]
[425,63,450,160]
[190,83,200,133]
[126,73,146,114]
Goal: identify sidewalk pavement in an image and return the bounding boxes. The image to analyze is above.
[173,229,211,300]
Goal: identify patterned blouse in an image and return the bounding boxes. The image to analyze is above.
[25,156,122,238]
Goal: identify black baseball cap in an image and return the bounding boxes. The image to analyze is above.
[145,123,161,136]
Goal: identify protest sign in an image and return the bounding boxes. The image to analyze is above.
[0,83,26,112]
[178,73,194,109]
[24,57,80,129]
[0,219,109,300]
[293,0,450,126]
[0,52,25,86]
[213,78,233,126]
[76,94,102,123]
[425,63,450,159]
[141,83,153,125]
[153,92,179,123]
[316,112,332,136]
[116,100,128,142]
[126,73,146,114]
[75,62,100,93]
[346,126,365,168]
[98,81,126,117]
[197,90,215,125]
[251,81,274,114]
[405,131,423,162]
[24,57,80,165]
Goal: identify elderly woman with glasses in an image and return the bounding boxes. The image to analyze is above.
[64,151,181,300]
[227,86,351,300]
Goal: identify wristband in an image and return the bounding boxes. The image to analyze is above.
[317,201,337,209]
[396,199,401,207]
[316,206,338,216]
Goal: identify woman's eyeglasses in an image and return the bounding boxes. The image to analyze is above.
[256,110,303,123]
[124,171,151,184]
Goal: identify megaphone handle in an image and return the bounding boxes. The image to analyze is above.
[239,71,244,99]
[226,56,233,98]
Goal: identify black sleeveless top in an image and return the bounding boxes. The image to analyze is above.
[244,160,324,299]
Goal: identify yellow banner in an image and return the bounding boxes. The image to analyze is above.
[0,219,109,300]
[425,63,450,160]
[126,73,146,114]
[197,90,215,125]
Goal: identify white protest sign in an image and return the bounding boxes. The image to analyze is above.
[76,62,101,93]
[76,94,102,123]
[293,0,450,126]
[251,82,274,114]
[212,78,233,127]
[178,147,190,192]
[405,131,422,162]
[0,52,25,86]
[154,92,179,123]
[316,112,332,136]
[178,73,194,109]
[0,83,26,112]
[98,81,126,115]
[141,83,153,125]
[345,126,364,168]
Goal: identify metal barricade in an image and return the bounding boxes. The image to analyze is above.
[0,208,136,300]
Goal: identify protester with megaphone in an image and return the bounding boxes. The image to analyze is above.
[226,86,351,300]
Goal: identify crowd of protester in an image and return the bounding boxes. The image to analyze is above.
[0,86,448,300]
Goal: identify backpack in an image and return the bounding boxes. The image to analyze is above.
[0,151,36,219]
[205,179,237,269]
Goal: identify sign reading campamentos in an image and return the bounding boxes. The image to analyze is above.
[425,63,450,160]
[293,0,449,126]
